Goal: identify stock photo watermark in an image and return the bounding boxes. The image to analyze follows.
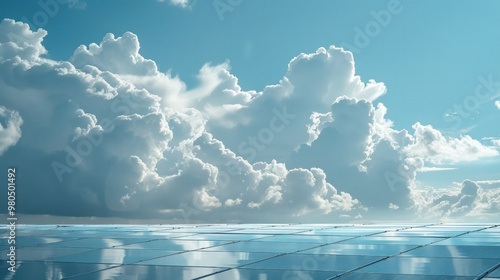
[340,0,405,53]
[6,167,17,273]
[20,0,85,30]
[213,0,243,21]
[443,74,500,130]
[179,106,296,222]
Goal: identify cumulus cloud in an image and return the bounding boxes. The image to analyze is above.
[0,106,23,155]
[70,32,159,76]
[288,96,419,213]
[0,19,47,61]
[495,100,500,109]
[405,122,498,164]
[0,18,360,222]
[413,180,500,222]
[157,0,192,8]
[0,18,498,223]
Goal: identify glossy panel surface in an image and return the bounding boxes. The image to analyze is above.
[243,254,382,271]
[336,273,475,279]
[2,223,498,280]
[115,239,231,250]
[199,268,341,280]
[487,266,500,277]
[47,248,180,264]
[356,257,499,276]
[401,245,500,259]
[202,241,319,253]
[0,261,113,279]
[138,251,278,267]
[301,244,417,256]
[71,265,225,280]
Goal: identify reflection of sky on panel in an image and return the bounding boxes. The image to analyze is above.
[200,268,341,280]
[202,241,319,253]
[72,265,225,280]
[115,239,231,251]
[356,257,500,277]
[339,236,443,246]
[254,234,350,243]
[1,223,499,279]
[0,247,94,261]
[37,238,152,248]
[0,261,114,280]
[243,254,382,271]
[334,273,473,279]
[401,245,500,259]
[48,248,179,264]
[138,251,277,267]
[172,233,271,241]
[301,244,417,256]
[432,237,500,246]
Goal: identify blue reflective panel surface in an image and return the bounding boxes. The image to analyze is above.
[432,237,500,246]
[199,268,341,280]
[70,265,225,280]
[340,236,443,245]
[374,231,457,238]
[253,234,350,244]
[47,249,180,264]
[138,251,277,267]
[300,228,383,236]
[0,247,94,261]
[401,245,500,259]
[356,257,499,276]
[4,223,499,279]
[229,229,309,234]
[8,236,79,247]
[39,237,151,248]
[487,266,500,277]
[84,231,195,239]
[301,244,417,256]
[243,254,381,271]
[0,261,113,279]
[156,227,238,234]
[203,241,319,253]
[337,273,475,279]
[115,239,232,250]
[464,232,500,238]
[172,234,271,241]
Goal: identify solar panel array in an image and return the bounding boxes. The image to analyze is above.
[1,223,499,279]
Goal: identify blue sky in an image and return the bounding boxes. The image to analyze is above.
[0,0,499,222]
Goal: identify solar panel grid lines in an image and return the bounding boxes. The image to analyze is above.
[475,263,500,280]
[324,230,459,279]
[1,223,500,280]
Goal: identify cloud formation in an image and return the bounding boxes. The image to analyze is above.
[0,18,499,223]
[405,122,498,164]
[157,0,192,8]
[0,106,22,155]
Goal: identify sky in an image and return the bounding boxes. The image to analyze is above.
[0,0,499,223]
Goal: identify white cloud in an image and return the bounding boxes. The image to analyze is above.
[412,180,500,222]
[0,19,361,222]
[419,167,457,172]
[495,100,500,109]
[70,32,159,76]
[405,122,498,164]
[1,18,498,223]
[0,106,23,155]
[389,203,399,210]
[0,19,47,61]
[157,0,192,8]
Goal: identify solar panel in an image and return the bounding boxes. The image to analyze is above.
[1,223,499,279]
